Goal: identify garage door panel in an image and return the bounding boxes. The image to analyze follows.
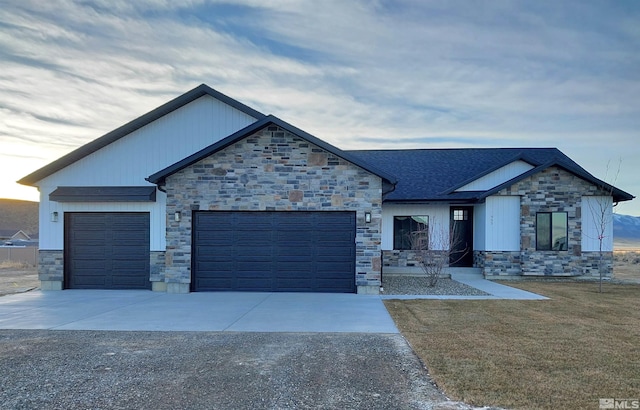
[276,280,314,291]
[236,277,272,289]
[195,277,233,290]
[112,246,146,257]
[195,247,235,259]
[193,211,355,292]
[277,247,313,256]
[65,212,150,290]
[111,274,148,287]
[197,262,234,272]
[318,248,354,258]
[195,229,233,240]
[72,274,108,286]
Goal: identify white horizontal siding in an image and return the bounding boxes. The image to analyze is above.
[36,95,258,251]
[381,204,450,250]
[582,196,613,252]
[483,196,520,251]
[457,160,534,191]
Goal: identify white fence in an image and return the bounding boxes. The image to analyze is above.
[0,246,38,266]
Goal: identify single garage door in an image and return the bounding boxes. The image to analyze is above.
[65,212,150,289]
[193,211,356,292]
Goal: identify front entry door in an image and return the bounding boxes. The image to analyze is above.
[449,207,474,267]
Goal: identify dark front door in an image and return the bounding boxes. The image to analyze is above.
[192,211,356,293]
[449,207,474,267]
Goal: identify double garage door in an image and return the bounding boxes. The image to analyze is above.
[193,211,356,293]
[65,211,356,293]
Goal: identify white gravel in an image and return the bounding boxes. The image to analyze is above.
[381,276,489,296]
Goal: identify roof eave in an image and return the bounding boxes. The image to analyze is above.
[476,159,635,202]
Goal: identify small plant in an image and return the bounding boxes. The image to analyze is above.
[587,159,621,293]
[409,218,467,287]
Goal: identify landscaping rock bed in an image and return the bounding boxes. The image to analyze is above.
[381,276,489,296]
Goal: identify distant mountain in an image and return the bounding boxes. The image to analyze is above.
[0,199,39,236]
[613,214,640,239]
[613,214,640,249]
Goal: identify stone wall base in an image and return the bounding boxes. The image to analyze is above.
[167,283,189,294]
[479,250,613,278]
[357,285,380,295]
[152,281,168,292]
[41,280,63,291]
[38,250,64,282]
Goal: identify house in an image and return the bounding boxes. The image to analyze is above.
[18,85,634,293]
[0,229,32,243]
[0,229,38,247]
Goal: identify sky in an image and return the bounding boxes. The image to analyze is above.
[1,0,639,215]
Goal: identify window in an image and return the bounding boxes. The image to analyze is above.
[536,212,568,251]
[393,216,429,250]
[453,209,469,221]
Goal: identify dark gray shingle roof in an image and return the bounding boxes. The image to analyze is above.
[347,148,634,203]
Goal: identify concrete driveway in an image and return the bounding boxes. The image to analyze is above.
[0,291,495,409]
[0,290,399,333]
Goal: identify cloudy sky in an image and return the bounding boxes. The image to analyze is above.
[1,0,639,215]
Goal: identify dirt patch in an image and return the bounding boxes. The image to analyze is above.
[0,263,39,296]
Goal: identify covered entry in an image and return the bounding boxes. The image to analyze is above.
[64,212,150,289]
[192,211,356,292]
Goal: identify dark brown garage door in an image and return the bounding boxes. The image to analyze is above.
[192,211,356,293]
[65,213,150,289]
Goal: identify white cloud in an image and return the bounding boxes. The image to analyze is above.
[0,0,638,212]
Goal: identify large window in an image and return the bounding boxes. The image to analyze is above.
[393,216,429,250]
[536,212,568,251]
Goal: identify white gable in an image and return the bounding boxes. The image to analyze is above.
[456,160,534,192]
[39,95,258,188]
[37,95,258,250]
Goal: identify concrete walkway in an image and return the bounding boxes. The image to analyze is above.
[380,271,549,300]
[0,290,400,333]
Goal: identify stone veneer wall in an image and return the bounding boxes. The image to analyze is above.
[149,251,166,290]
[163,126,383,293]
[382,250,422,267]
[38,250,64,290]
[480,251,522,276]
[485,166,613,278]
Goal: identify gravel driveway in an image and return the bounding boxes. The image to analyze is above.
[0,330,480,410]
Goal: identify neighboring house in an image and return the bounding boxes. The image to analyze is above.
[18,85,634,293]
[0,229,32,245]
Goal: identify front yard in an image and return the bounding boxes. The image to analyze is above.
[385,280,640,409]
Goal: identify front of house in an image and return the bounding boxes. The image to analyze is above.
[19,85,634,294]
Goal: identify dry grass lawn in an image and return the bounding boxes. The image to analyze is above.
[385,281,640,410]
